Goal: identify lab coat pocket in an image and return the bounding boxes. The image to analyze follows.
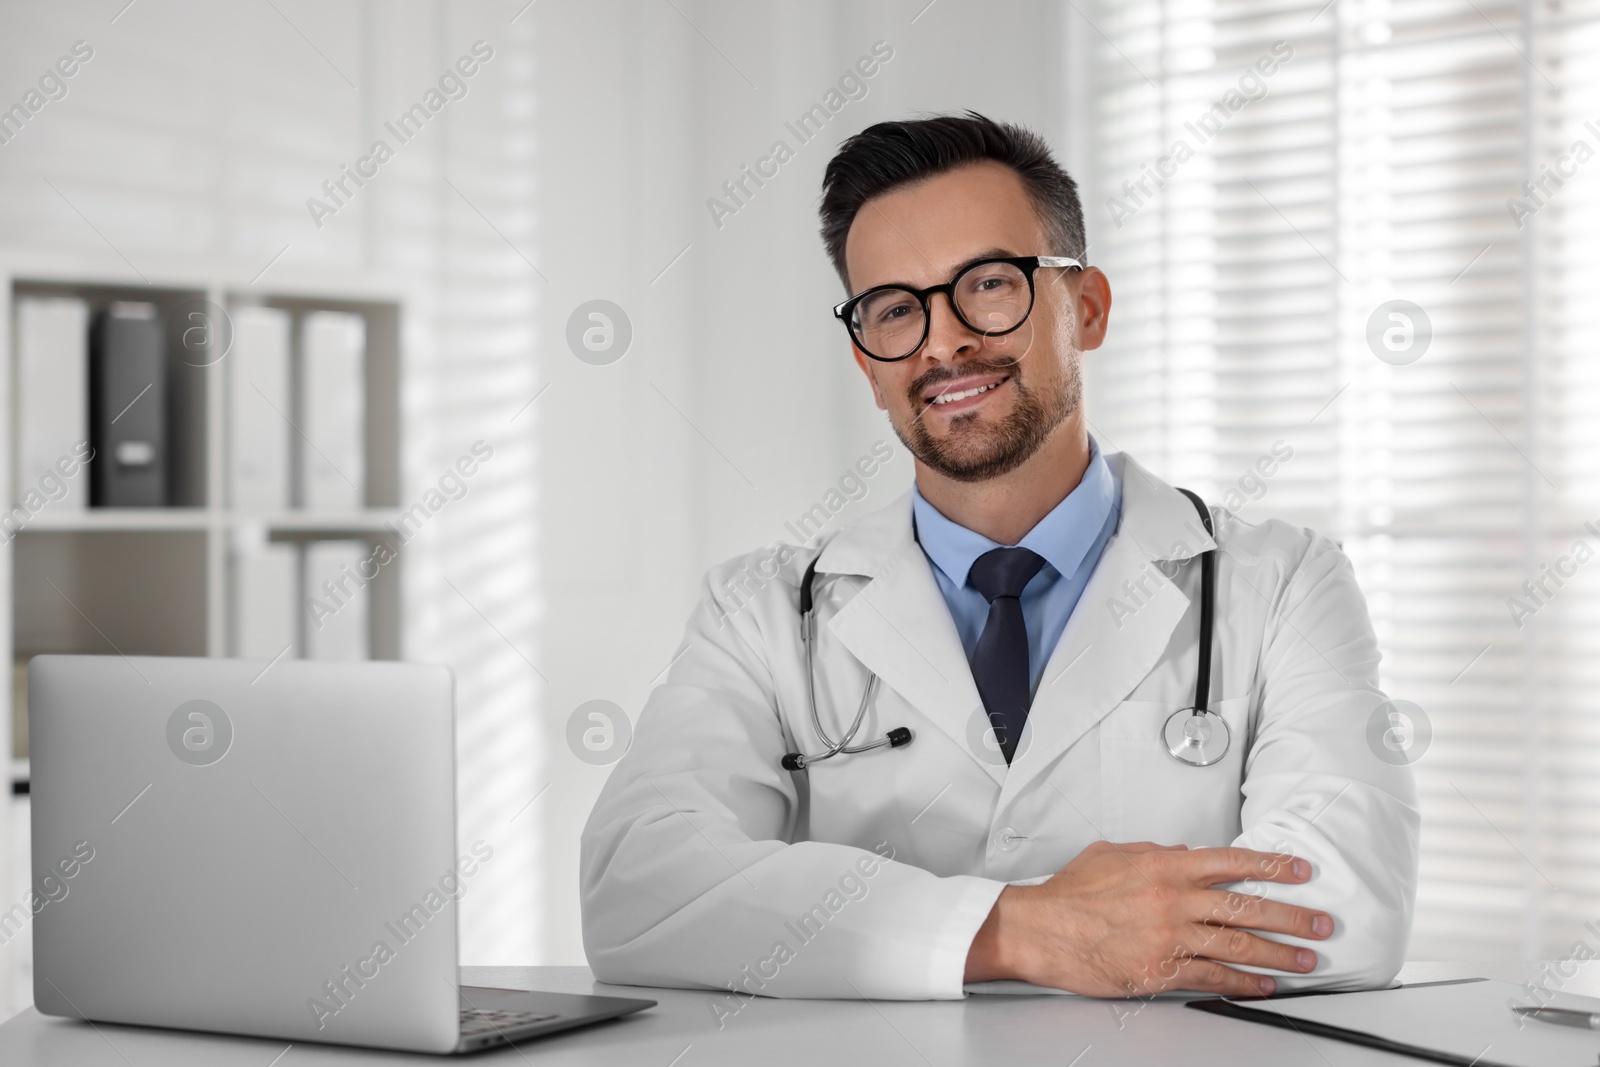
[1098,694,1251,846]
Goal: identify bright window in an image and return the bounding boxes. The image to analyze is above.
[1082,0,1600,959]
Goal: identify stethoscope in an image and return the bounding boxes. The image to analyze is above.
[781,557,914,771]
[1164,488,1229,767]
[779,488,1226,771]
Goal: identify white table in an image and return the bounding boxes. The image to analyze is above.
[0,961,1583,1064]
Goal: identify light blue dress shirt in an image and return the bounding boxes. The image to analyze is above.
[911,436,1122,697]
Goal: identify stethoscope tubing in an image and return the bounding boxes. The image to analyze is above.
[782,557,908,771]
[801,595,882,756]
[1174,487,1216,716]
[1167,488,1228,767]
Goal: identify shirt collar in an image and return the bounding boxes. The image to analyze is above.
[911,435,1120,589]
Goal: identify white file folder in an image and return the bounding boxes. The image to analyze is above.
[230,536,298,659]
[229,306,291,512]
[15,296,89,509]
[298,311,365,511]
[303,539,369,660]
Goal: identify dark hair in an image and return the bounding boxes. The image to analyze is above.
[819,111,1086,292]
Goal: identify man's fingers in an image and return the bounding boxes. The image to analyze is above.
[1193,890,1334,941]
[1103,840,1190,856]
[1186,922,1317,975]
[1175,846,1311,886]
[1168,957,1277,998]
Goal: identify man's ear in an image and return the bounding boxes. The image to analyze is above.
[1072,267,1113,352]
[852,344,889,410]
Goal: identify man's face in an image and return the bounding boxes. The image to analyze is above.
[842,161,1109,482]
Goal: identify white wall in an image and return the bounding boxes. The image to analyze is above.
[0,0,1068,984]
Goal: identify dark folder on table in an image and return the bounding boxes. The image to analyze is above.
[1189,977,1600,1067]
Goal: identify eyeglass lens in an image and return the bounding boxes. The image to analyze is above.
[850,260,1033,361]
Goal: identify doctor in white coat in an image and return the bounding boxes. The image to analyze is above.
[581,113,1420,1004]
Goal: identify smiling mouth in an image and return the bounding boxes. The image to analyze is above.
[928,376,1009,406]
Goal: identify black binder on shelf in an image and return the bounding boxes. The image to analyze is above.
[89,301,166,507]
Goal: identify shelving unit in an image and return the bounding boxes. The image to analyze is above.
[1,259,411,793]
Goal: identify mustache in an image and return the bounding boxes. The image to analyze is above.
[908,357,1023,406]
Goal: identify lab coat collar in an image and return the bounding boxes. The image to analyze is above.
[813,450,1216,788]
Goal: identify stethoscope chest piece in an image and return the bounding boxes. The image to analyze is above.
[1163,707,1230,767]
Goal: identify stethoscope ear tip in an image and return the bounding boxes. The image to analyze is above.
[781,753,806,771]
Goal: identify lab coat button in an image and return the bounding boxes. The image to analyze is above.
[993,827,1024,852]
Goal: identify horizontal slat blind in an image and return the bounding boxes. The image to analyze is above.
[1084,0,1600,958]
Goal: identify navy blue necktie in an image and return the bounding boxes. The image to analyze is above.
[969,547,1047,765]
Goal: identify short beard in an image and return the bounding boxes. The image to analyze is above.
[892,354,1080,483]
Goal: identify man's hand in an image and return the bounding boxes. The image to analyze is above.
[963,841,1334,997]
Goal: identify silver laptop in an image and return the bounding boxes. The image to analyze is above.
[28,655,653,1054]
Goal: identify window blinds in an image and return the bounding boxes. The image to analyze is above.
[1083,0,1600,959]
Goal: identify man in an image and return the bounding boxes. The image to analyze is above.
[580,112,1419,1003]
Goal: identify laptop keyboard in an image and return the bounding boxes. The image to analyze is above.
[460,1007,560,1037]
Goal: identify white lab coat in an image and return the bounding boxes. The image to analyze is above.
[580,451,1420,1001]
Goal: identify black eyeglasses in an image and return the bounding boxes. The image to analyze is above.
[833,255,1083,363]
